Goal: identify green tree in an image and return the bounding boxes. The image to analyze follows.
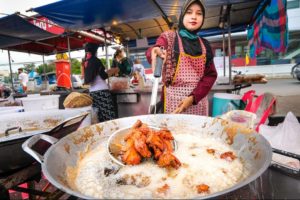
[36,63,55,74]
[100,58,113,68]
[71,58,82,74]
[24,63,36,73]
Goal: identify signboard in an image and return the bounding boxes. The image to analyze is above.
[29,16,65,35]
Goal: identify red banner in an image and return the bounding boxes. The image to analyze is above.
[29,16,65,35]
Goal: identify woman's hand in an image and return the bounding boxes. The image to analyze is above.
[172,96,194,114]
[151,47,167,72]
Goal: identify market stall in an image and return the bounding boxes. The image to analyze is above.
[1,0,297,199]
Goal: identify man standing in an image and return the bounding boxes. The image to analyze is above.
[18,68,28,92]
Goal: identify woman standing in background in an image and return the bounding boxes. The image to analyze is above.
[84,43,119,122]
[112,48,133,77]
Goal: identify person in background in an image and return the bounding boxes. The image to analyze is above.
[133,58,146,82]
[146,0,217,115]
[112,48,133,76]
[84,43,119,122]
[18,68,29,93]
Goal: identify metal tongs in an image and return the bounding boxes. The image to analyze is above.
[149,52,163,114]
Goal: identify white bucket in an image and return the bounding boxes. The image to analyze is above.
[20,95,60,112]
[0,106,24,115]
[212,93,242,117]
[65,106,92,128]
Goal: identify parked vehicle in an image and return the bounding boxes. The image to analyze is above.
[291,63,300,81]
[35,72,82,88]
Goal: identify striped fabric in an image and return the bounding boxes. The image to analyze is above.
[247,0,288,57]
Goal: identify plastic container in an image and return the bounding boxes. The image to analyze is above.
[221,110,257,129]
[55,60,71,88]
[0,106,24,115]
[212,93,242,117]
[109,77,130,90]
[20,95,60,112]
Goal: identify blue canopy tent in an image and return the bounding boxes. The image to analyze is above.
[31,0,269,39]
[0,14,56,49]
[31,0,271,82]
[0,14,109,90]
[0,14,57,90]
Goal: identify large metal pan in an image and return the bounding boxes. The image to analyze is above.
[0,110,87,175]
[23,114,272,199]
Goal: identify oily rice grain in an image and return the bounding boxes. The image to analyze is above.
[71,133,249,199]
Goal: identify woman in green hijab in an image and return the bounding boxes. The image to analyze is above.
[146,0,217,115]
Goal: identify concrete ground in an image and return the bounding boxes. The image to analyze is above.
[240,78,300,117]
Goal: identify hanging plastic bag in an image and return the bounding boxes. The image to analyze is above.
[260,112,300,155]
[260,112,300,171]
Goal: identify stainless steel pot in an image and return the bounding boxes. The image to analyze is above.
[23,114,272,199]
[0,110,87,175]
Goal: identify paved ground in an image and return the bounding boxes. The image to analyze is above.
[240,78,300,116]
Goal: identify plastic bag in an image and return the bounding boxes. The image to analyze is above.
[260,112,300,154]
[260,112,300,171]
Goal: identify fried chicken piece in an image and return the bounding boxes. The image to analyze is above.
[157,152,181,169]
[131,130,152,158]
[157,184,170,194]
[158,129,174,140]
[146,131,164,150]
[220,151,236,161]
[163,139,174,152]
[152,146,163,159]
[132,120,143,129]
[196,184,210,193]
[122,138,141,165]
[138,123,151,135]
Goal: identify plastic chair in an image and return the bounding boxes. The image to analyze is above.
[241,91,276,132]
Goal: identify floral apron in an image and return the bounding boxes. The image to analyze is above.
[164,32,208,115]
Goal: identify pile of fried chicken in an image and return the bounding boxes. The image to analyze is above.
[120,120,181,169]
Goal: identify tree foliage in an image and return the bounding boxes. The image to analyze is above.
[100,58,113,68]
[24,63,36,72]
[36,63,55,74]
[71,58,82,74]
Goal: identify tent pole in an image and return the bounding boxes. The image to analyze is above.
[105,34,110,69]
[42,55,45,76]
[227,5,232,85]
[222,29,226,77]
[67,36,73,89]
[7,50,14,93]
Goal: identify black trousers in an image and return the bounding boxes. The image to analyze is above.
[90,90,117,122]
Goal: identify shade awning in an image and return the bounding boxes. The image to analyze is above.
[0,14,56,49]
[0,14,109,55]
[32,0,162,31]
[32,0,268,41]
[5,33,86,55]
